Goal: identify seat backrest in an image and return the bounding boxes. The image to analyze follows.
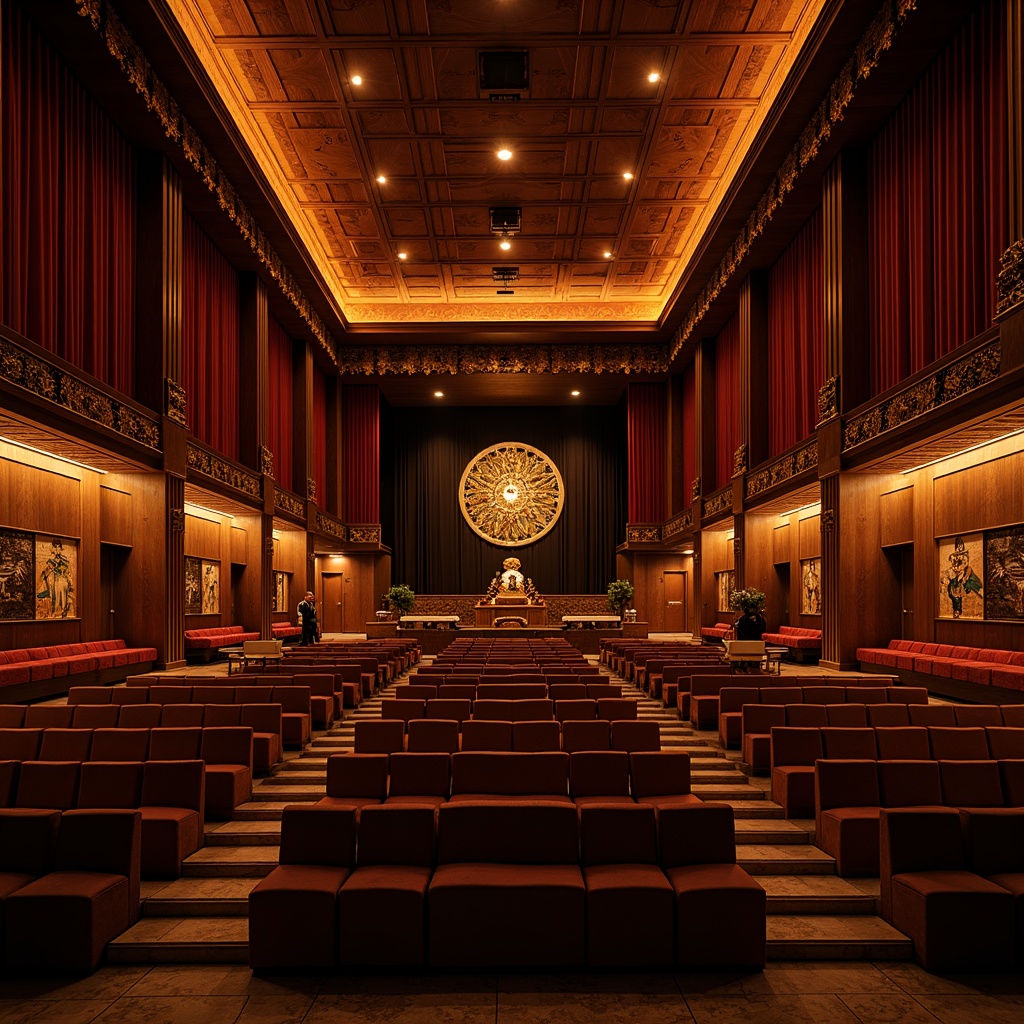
[160,704,205,728]
[436,802,579,864]
[449,751,569,797]
[953,705,1003,727]
[512,720,561,752]
[560,719,611,753]
[866,704,910,728]
[580,803,658,866]
[38,728,93,762]
[585,683,622,700]
[356,804,435,867]
[23,705,74,729]
[200,726,253,769]
[425,698,472,724]
[938,759,1004,808]
[150,686,193,705]
[597,698,638,722]
[719,687,762,714]
[826,704,868,727]
[908,704,956,727]
[148,727,202,760]
[0,807,61,874]
[999,705,1024,727]
[16,761,80,810]
[659,802,736,867]
[279,804,356,867]
[820,727,877,760]
[111,687,150,705]
[406,718,460,754]
[610,720,660,752]
[71,705,120,729]
[458,719,512,751]
[786,705,828,727]
[548,683,587,701]
[55,808,141,911]
[877,759,942,807]
[962,808,1024,875]
[769,727,823,769]
[928,726,990,760]
[89,727,150,762]
[353,719,406,754]
[239,703,283,735]
[742,704,785,734]
[629,751,691,798]
[874,727,931,760]
[554,699,598,722]
[437,684,476,701]
[77,761,143,808]
[387,752,450,799]
[393,684,438,701]
[568,750,630,799]
[845,686,890,705]
[201,703,241,728]
[814,758,880,814]
[985,726,1024,760]
[141,759,205,814]
[66,687,112,706]
[325,752,389,799]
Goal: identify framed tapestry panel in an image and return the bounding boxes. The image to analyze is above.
[800,557,822,616]
[984,526,1024,621]
[938,533,985,619]
[0,528,35,620]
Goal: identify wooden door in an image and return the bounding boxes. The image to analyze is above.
[899,545,914,639]
[321,573,344,634]
[664,571,686,632]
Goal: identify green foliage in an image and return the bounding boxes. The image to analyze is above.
[607,578,635,613]
[730,587,766,614]
[385,583,416,613]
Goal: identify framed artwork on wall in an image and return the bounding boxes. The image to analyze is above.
[272,571,287,613]
[937,533,985,619]
[201,560,220,615]
[0,528,35,620]
[800,557,821,616]
[983,526,1024,621]
[35,536,77,619]
[716,570,735,614]
[184,557,202,615]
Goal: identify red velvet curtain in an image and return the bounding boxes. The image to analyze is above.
[714,313,740,490]
[627,383,666,521]
[181,212,240,460]
[868,0,1008,395]
[342,384,380,522]
[312,365,327,507]
[267,317,294,491]
[767,208,824,456]
[1,3,135,396]
[681,365,695,509]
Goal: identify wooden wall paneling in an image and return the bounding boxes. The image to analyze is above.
[79,471,102,640]
[100,485,133,547]
[335,552,380,633]
[745,513,783,630]
[271,527,306,626]
[933,448,1024,538]
[183,514,222,559]
[773,523,791,564]
[798,515,822,560]
[374,552,392,626]
[229,514,263,634]
[700,530,731,625]
[0,453,83,536]
[880,486,914,547]
[231,525,249,566]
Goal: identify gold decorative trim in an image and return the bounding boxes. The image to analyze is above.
[702,486,733,520]
[671,0,917,359]
[76,0,336,362]
[347,524,382,544]
[315,511,345,540]
[339,343,670,378]
[274,488,305,520]
[626,525,662,543]
[306,477,318,503]
[817,377,839,424]
[169,508,185,533]
[186,441,261,498]
[664,510,693,539]
[258,445,274,477]
[459,443,565,548]
[821,509,836,532]
[165,378,187,427]
[996,239,1024,316]
[690,477,701,502]
[0,334,161,451]
[732,443,748,478]
[843,340,1001,450]
[746,440,818,499]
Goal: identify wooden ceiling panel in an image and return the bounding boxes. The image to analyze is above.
[423,0,584,36]
[688,0,758,34]
[618,0,685,35]
[266,48,338,102]
[604,47,675,100]
[323,0,393,36]
[337,50,405,101]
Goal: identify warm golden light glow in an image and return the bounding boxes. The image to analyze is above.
[397,251,408,260]
[622,172,633,181]
[647,71,660,83]
[350,75,363,86]
[497,148,512,161]
[499,240,511,251]
[376,175,386,184]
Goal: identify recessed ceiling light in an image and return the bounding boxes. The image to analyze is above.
[623,171,634,181]
[376,175,386,184]
[571,390,581,397]
[397,251,408,260]
[434,391,444,398]
[499,240,511,251]
[497,148,513,161]
[351,75,363,86]
[648,72,661,83]
[603,251,613,259]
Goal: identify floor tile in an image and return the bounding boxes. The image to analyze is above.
[305,991,496,1024]
[90,995,248,1024]
[914,995,1024,1024]
[683,993,862,1024]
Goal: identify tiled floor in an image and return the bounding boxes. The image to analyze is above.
[3,962,1024,1024]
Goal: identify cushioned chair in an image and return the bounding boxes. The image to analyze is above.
[459,719,512,752]
[90,727,151,762]
[317,753,389,810]
[71,705,120,729]
[139,759,205,878]
[448,751,570,803]
[609,720,661,752]
[928,726,990,760]
[77,761,143,810]
[148,727,202,760]
[354,719,406,755]
[406,718,460,754]
[249,805,356,970]
[568,751,632,806]
[16,761,80,810]
[820,727,877,760]
[386,752,450,807]
[874,727,931,760]
[0,807,61,937]
[513,720,561,752]
[770,727,823,817]
[38,728,93,762]
[741,705,785,775]
[200,726,253,819]
[939,759,1004,809]
[630,751,699,808]
[560,719,611,753]
[877,759,943,809]
[815,759,882,876]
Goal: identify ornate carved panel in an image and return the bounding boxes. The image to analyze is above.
[185,441,262,498]
[702,486,733,520]
[274,488,306,520]
[746,440,819,499]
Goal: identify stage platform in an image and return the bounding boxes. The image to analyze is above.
[396,625,644,655]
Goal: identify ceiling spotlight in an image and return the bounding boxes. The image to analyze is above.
[434,391,444,398]
[499,239,512,251]
[351,75,363,86]
[648,71,661,83]
[571,390,581,397]
[623,171,634,181]
[376,174,386,184]
[603,251,613,259]
[397,251,407,260]
[497,148,513,161]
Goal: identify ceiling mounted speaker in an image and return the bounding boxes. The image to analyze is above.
[479,50,529,98]
[489,207,521,234]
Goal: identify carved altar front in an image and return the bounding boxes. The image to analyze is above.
[473,601,549,627]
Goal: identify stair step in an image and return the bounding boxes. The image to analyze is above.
[736,844,836,875]
[248,786,323,801]
[691,784,764,801]
[766,915,912,960]
[726,800,785,819]
[232,802,292,820]
[106,918,249,964]
[734,820,810,845]
[757,875,879,915]
[141,877,258,917]
[182,847,279,877]
[203,822,281,846]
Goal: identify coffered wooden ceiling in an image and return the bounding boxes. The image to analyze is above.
[163,0,827,330]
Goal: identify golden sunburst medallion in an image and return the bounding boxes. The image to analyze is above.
[459,442,564,547]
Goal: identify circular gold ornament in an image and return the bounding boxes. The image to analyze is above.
[459,442,564,547]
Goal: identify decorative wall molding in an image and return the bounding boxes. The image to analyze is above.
[842,340,1001,451]
[996,239,1024,316]
[732,443,748,477]
[165,378,187,426]
[702,486,733,519]
[274,488,305,520]
[315,511,345,541]
[185,441,261,498]
[626,525,662,544]
[817,377,839,424]
[306,477,317,503]
[258,445,274,477]
[347,524,382,544]
[664,510,693,539]
[76,0,337,362]
[0,334,161,451]
[169,508,185,533]
[337,343,670,378]
[670,0,919,360]
[821,509,836,532]
[690,477,701,501]
[746,439,819,499]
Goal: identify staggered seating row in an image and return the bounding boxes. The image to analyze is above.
[0,759,202,878]
[356,718,661,754]
[320,750,695,808]
[184,625,259,660]
[771,725,1024,816]
[0,640,157,701]
[248,800,766,970]
[394,681,622,701]
[382,696,638,724]
[0,808,140,971]
[857,639,1024,692]
[816,757,1024,877]
[0,726,252,818]
[759,625,822,661]
[744,703,1024,774]
[721,684,928,750]
[69,683,310,749]
[880,807,1024,972]
[410,665,601,679]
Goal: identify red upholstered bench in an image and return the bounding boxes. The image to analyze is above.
[760,626,822,663]
[183,625,260,661]
[699,622,733,644]
[271,623,302,643]
[857,640,1024,696]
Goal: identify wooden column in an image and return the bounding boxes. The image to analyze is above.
[818,474,841,670]
[163,474,186,668]
[238,274,270,473]
[692,338,715,627]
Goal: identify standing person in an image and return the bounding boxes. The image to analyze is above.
[735,607,766,641]
[297,591,318,645]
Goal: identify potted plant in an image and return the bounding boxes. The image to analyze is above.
[607,579,635,616]
[729,587,766,615]
[384,583,416,619]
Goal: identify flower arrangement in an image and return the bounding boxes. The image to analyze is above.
[384,583,416,615]
[607,579,635,614]
[729,587,766,614]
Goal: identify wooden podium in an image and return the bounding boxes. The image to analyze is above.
[473,601,548,627]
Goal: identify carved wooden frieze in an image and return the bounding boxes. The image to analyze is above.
[274,488,305,520]
[626,525,662,544]
[702,487,733,519]
[996,239,1024,316]
[186,441,261,498]
[732,443,748,477]
[690,477,701,501]
[306,477,318,503]
[0,334,161,451]
[843,341,1001,451]
[165,378,187,426]
[817,377,838,424]
[315,511,346,540]
[664,510,693,539]
[169,508,185,533]
[347,524,382,544]
[258,445,274,477]
[821,509,836,532]
[746,440,819,499]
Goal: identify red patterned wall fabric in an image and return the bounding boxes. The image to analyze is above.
[268,317,294,491]
[627,382,666,522]
[681,365,695,509]
[312,364,327,507]
[342,384,380,523]
[714,313,740,491]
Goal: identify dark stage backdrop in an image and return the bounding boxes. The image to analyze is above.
[382,402,628,595]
